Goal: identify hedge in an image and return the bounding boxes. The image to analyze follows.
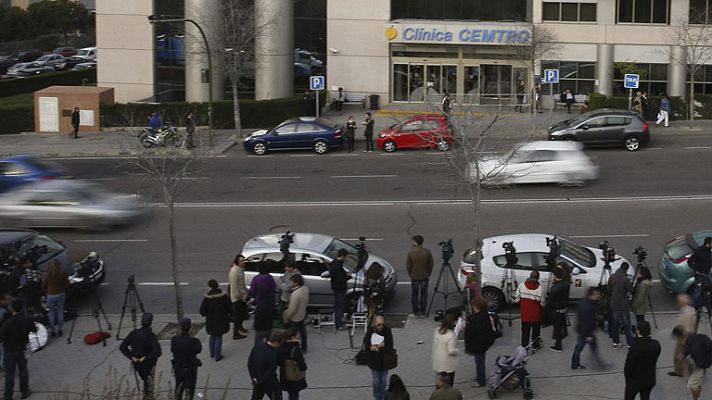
[0,69,97,98]
[588,93,687,120]
[1,104,34,134]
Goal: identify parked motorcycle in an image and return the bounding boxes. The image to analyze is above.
[138,124,181,148]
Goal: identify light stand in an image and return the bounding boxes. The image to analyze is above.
[116,275,146,340]
[426,239,462,317]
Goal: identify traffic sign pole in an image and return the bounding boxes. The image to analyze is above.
[316,91,320,117]
[628,89,632,112]
[309,75,325,118]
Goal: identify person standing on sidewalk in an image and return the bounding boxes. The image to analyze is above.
[432,314,458,385]
[515,270,543,350]
[345,116,357,153]
[464,296,495,387]
[609,262,635,349]
[657,93,670,127]
[229,254,249,340]
[283,274,309,352]
[251,261,277,344]
[532,84,542,113]
[571,287,610,370]
[407,235,433,318]
[362,112,375,152]
[429,372,463,400]
[669,294,696,377]
[514,80,525,112]
[328,249,351,330]
[386,374,410,400]
[277,326,307,400]
[684,332,712,400]
[364,315,394,400]
[185,111,196,150]
[171,318,202,400]
[280,263,301,308]
[200,279,231,362]
[71,106,81,139]
[43,259,70,337]
[624,321,661,400]
[547,268,570,352]
[0,299,36,400]
[248,331,285,400]
[631,266,653,323]
[119,313,162,400]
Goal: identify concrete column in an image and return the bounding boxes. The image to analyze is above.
[668,45,687,98]
[596,44,614,96]
[255,0,293,100]
[184,0,224,102]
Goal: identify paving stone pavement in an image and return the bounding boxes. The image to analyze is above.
[4,310,703,400]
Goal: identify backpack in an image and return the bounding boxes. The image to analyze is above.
[283,346,305,382]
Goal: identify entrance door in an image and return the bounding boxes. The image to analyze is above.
[480,65,513,104]
[463,66,480,104]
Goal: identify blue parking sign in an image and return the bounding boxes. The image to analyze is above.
[624,74,639,89]
[543,69,559,84]
[309,76,325,91]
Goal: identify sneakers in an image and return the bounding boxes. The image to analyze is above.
[612,343,622,350]
[549,346,563,353]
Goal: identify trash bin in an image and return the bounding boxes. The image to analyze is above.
[369,94,380,110]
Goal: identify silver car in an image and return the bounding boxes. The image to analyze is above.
[0,180,146,230]
[241,232,397,309]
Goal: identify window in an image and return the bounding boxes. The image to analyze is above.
[542,2,597,22]
[275,124,297,134]
[295,253,329,276]
[607,116,632,126]
[493,252,536,270]
[541,61,596,95]
[295,123,317,132]
[690,0,710,23]
[400,121,422,132]
[613,63,668,96]
[583,117,608,127]
[391,0,528,22]
[617,0,669,23]
[686,65,712,95]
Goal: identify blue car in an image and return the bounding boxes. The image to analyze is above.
[243,117,344,155]
[0,155,64,192]
[659,230,712,294]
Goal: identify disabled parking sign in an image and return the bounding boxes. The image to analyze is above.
[624,74,639,89]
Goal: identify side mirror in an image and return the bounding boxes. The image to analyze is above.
[580,125,589,130]
[572,266,584,275]
[320,271,330,279]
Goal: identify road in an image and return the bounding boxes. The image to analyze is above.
[34,132,712,315]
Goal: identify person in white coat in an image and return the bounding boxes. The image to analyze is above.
[432,314,458,385]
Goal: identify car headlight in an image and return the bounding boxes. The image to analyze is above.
[379,133,386,138]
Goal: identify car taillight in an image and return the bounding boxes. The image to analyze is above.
[642,121,649,131]
[460,266,475,276]
[41,175,56,180]
[334,129,342,138]
[673,254,690,264]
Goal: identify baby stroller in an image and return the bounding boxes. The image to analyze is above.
[488,344,533,399]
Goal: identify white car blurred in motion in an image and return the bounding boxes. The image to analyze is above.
[0,180,146,230]
[471,141,599,187]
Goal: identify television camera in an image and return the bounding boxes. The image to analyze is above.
[545,236,560,267]
[598,241,618,265]
[279,231,295,261]
[503,241,518,267]
[439,239,454,263]
[633,246,647,263]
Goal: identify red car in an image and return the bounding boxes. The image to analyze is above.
[376,114,454,152]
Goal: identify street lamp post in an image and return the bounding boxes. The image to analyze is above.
[148,15,213,130]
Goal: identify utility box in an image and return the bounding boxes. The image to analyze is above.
[34,86,115,133]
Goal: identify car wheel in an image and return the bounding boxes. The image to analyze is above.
[140,135,154,148]
[383,140,397,153]
[252,142,268,155]
[481,286,506,311]
[313,140,329,154]
[437,140,450,151]
[624,136,641,151]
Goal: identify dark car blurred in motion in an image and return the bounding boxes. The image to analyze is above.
[0,155,64,192]
[0,180,146,230]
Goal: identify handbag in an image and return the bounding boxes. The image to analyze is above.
[355,348,369,365]
[382,349,398,370]
[283,347,305,381]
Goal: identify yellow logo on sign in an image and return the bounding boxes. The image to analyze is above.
[385,25,397,40]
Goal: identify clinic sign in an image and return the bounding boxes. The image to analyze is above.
[385,23,531,45]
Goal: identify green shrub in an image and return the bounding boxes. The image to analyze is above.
[0,69,96,98]
[588,93,688,120]
[1,104,34,134]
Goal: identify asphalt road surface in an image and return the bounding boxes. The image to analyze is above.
[37,133,712,316]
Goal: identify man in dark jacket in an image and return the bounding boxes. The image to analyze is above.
[71,106,80,138]
[429,372,463,400]
[120,313,162,399]
[171,318,202,400]
[685,333,712,400]
[689,237,712,278]
[548,268,570,352]
[362,112,375,152]
[0,299,36,400]
[328,249,351,330]
[465,296,495,387]
[407,235,434,317]
[608,262,634,349]
[248,331,285,400]
[571,287,610,370]
[363,315,394,400]
[624,321,661,400]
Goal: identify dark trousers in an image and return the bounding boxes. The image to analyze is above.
[4,350,28,400]
[174,365,197,400]
[347,135,354,152]
[515,95,524,111]
[251,380,282,400]
[521,322,541,348]
[411,279,428,315]
[552,311,567,349]
[635,314,646,323]
[134,363,156,399]
[365,134,374,151]
[474,352,486,386]
[572,335,605,368]
[185,129,195,149]
[233,300,247,334]
[72,124,79,138]
[334,292,346,328]
[624,382,653,400]
[287,319,307,351]
[286,389,300,400]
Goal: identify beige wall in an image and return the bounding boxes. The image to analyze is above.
[96,0,154,103]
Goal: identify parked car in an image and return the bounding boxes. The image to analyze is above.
[294,49,323,73]
[34,53,64,66]
[0,229,105,297]
[0,180,146,230]
[75,47,97,61]
[241,232,397,310]
[0,156,64,192]
[52,46,77,57]
[72,61,96,71]
[49,55,87,71]
[459,233,631,309]
[548,109,650,151]
[376,114,454,152]
[472,141,599,187]
[4,62,54,77]
[0,49,43,74]
[659,230,712,295]
[243,117,343,155]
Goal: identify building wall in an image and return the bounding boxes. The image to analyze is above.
[96,0,154,103]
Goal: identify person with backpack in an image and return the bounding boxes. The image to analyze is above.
[277,326,307,400]
[464,296,495,388]
[547,268,570,352]
[684,333,712,400]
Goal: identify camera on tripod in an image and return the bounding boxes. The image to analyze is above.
[633,246,647,263]
[598,241,617,265]
[279,231,295,259]
[24,244,48,265]
[545,236,560,267]
[439,239,454,262]
[503,241,517,267]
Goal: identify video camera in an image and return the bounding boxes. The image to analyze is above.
[598,241,617,265]
[279,231,295,259]
[545,236,560,267]
[503,241,518,267]
[24,244,48,266]
[633,246,647,263]
[433,305,464,323]
[439,239,454,262]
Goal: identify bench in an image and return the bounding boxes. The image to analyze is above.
[331,91,367,109]
[556,94,588,110]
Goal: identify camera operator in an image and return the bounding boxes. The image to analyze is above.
[328,249,352,331]
[20,258,43,315]
[171,318,202,400]
[406,235,434,318]
[120,313,162,400]
[608,262,634,350]
[689,237,712,283]
[547,267,570,352]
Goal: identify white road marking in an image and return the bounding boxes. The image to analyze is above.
[330,174,397,179]
[396,282,412,285]
[73,239,148,243]
[425,152,445,155]
[685,146,711,149]
[330,154,358,157]
[240,176,302,180]
[289,154,316,157]
[569,234,650,239]
[379,153,404,156]
[648,147,663,150]
[247,155,273,158]
[138,282,190,286]
[341,238,384,241]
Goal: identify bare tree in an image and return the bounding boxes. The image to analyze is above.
[514,25,562,113]
[668,15,712,123]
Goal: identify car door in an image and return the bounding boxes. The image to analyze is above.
[294,251,332,306]
[600,116,629,144]
[270,123,298,149]
[417,119,441,148]
[396,120,423,148]
[492,252,537,303]
[504,150,541,183]
[575,116,609,143]
[294,122,320,148]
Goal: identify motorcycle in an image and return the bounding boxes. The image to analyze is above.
[138,124,181,148]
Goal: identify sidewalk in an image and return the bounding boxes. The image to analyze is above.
[18,311,698,399]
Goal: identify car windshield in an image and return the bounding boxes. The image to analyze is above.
[323,238,363,271]
[559,238,595,268]
[18,234,65,264]
[78,50,91,56]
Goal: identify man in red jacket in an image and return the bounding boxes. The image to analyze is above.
[515,270,543,350]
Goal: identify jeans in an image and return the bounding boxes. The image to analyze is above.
[571,335,606,368]
[371,369,388,400]
[4,350,28,400]
[334,292,346,328]
[474,353,486,386]
[286,389,300,400]
[521,322,541,349]
[287,320,307,351]
[209,335,223,359]
[46,292,65,334]
[612,310,635,346]
[624,383,653,400]
[174,365,197,400]
[411,279,429,315]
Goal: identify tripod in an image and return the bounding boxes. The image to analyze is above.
[426,240,462,317]
[499,264,518,327]
[117,274,146,340]
[67,289,111,345]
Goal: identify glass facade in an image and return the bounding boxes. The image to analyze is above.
[616,0,669,24]
[541,61,596,95]
[391,0,528,22]
[690,0,712,23]
[154,0,186,102]
[613,63,668,95]
[687,65,712,94]
[543,2,597,22]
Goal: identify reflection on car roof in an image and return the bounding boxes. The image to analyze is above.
[243,232,334,254]
[482,233,557,254]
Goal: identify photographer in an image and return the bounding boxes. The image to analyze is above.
[689,237,712,281]
[608,262,634,350]
[171,318,202,400]
[406,235,433,318]
[328,249,351,331]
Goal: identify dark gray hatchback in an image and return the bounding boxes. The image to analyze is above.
[548,109,650,151]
